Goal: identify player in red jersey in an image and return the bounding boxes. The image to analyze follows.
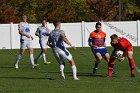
[108,34,135,77]
[88,22,110,74]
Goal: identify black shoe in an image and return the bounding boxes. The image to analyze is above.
[112,69,116,75]
[93,68,98,75]
[131,74,135,77]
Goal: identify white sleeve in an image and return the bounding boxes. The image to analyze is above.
[60,30,66,37]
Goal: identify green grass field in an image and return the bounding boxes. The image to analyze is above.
[0,47,140,93]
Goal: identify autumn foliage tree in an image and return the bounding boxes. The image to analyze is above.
[0,0,140,23]
[0,0,19,23]
[36,0,76,22]
[86,0,118,21]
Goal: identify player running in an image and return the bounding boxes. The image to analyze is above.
[35,19,51,65]
[47,20,79,80]
[108,34,135,77]
[15,14,37,69]
[88,22,110,75]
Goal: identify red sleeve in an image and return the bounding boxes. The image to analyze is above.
[119,38,131,50]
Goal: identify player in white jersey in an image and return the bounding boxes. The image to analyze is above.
[47,20,79,80]
[15,14,37,69]
[35,19,51,65]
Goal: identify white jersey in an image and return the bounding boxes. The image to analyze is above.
[35,26,50,41]
[48,29,72,61]
[18,22,31,41]
[48,29,65,49]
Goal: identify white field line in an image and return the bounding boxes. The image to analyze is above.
[135,64,140,74]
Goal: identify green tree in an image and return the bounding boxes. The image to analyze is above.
[9,0,38,22]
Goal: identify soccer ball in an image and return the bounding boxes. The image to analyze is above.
[115,50,123,57]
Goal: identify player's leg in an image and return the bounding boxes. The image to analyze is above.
[15,48,25,68]
[53,50,65,80]
[42,48,51,64]
[92,49,103,74]
[27,41,36,68]
[107,52,116,76]
[69,58,79,80]
[15,41,26,69]
[127,51,135,77]
[35,51,43,64]
[126,46,135,77]
[59,49,79,80]
[35,41,44,64]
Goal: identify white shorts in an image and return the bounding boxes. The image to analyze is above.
[52,47,72,64]
[39,40,47,49]
[20,39,33,49]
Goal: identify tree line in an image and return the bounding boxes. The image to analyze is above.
[0,0,140,23]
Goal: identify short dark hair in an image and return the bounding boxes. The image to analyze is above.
[95,22,101,28]
[110,34,118,39]
[41,19,46,23]
[22,14,27,17]
[53,19,60,27]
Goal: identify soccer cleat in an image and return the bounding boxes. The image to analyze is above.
[44,61,51,65]
[93,68,98,75]
[61,75,65,80]
[131,74,135,77]
[15,64,19,69]
[32,64,38,69]
[112,69,116,75]
[74,77,80,80]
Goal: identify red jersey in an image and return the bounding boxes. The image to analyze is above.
[111,37,132,51]
[88,30,106,48]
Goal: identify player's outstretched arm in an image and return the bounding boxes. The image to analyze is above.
[62,36,76,50]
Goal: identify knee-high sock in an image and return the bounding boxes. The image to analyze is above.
[30,54,34,65]
[15,54,22,65]
[36,53,42,61]
[60,65,65,76]
[72,65,78,78]
[94,62,99,69]
[128,58,135,74]
[108,60,115,76]
[42,53,46,63]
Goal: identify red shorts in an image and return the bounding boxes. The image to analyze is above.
[123,45,133,57]
[127,45,133,51]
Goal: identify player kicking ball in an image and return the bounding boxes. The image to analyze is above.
[47,20,79,80]
[35,19,51,65]
[108,34,135,77]
[15,14,37,69]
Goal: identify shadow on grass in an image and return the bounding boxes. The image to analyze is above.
[46,71,108,77]
[0,65,14,68]
[0,76,56,80]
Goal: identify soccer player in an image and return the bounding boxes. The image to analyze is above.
[47,20,79,80]
[15,14,36,69]
[88,22,110,74]
[35,19,51,65]
[108,34,135,77]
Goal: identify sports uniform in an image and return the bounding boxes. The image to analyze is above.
[48,29,72,64]
[35,25,51,64]
[88,30,108,57]
[35,26,50,49]
[19,22,33,49]
[108,37,135,77]
[15,19,36,69]
[48,26,79,80]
